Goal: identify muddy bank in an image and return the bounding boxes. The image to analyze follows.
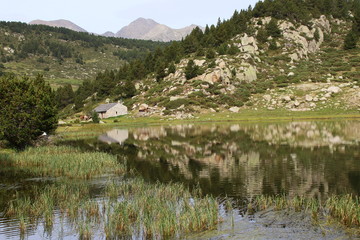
[188,208,359,240]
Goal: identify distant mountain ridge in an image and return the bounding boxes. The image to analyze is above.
[114,18,202,42]
[29,18,201,42]
[29,19,87,32]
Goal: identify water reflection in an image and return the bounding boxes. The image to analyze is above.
[89,121,360,200]
[98,129,128,144]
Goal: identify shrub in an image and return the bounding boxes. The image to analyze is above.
[91,111,100,123]
[0,75,58,149]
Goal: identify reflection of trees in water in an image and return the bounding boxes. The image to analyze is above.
[64,121,360,200]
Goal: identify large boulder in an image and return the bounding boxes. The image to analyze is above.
[236,65,257,82]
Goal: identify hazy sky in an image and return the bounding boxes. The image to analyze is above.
[1,0,259,34]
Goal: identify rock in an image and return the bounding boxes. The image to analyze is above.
[135,83,141,90]
[229,107,240,113]
[310,103,316,108]
[288,72,295,77]
[237,65,257,82]
[194,59,206,67]
[294,100,300,107]
[58,120,67,125]
[282,96,292,102]
[263,95,272,102]
[139,104,149,112]
[217,59,226,68]
[313,97,319,102]
[267,107,275,110]
[353,85,359,89]
[305,95,313,102]
[170,96,184,101]
[210,108,216,113]
[324,93,332,98]
[327,86,342,94]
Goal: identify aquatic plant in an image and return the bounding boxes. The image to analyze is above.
[252,194,360,230]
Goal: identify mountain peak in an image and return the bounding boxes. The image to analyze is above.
[29,19,87,32]
[116,18,201,42]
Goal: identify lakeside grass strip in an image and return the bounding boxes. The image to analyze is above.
[0,146,125,179]
[252,195,360,231]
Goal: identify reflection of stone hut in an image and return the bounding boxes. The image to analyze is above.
[94,103,127,119]
[98,129,129,144]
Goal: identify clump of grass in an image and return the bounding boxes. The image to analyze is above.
[252,194,360,230]
[0,146,125,179]
[5,179,220,239]
[326,195,360,228]
[104,179,219,238]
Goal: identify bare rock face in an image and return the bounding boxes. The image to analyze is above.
[236,65,257,82]
[233,33,259,55]
[278,15,330,61]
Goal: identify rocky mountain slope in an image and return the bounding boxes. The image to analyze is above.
[115,18,201,42]
[127,15,360,117]
[29,19,87,32]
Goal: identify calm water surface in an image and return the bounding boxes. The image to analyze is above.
[1,120,360,239]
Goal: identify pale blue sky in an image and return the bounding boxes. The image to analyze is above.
[1,0,259,34]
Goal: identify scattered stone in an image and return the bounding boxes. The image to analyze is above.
[263,95,272,102]
[294,101,300,107]
[267,107,275,110]
[282,96,292,102]
[170,96,184,101]
[139,104,149,112]
[305,95,313,102]
[229,107,240,113]
[288,72,295,77]
[327,86,342,94]
[310,103,316,108]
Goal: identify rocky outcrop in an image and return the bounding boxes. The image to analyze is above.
[278,15,330,61]
[233,33,259,55]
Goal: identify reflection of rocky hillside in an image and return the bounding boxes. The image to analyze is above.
[240,121,360,148]
[120,122,360,199]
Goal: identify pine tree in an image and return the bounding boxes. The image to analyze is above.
[266,18,282,38]
[185,60,200,80]
[344,30,358,50]
[0,74,58,148]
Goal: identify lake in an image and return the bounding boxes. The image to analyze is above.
[1,120,360,239]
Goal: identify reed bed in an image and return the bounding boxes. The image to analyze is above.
[0,146,125,179]
[104,179,219,238]
[252,194,360,230]
[6,179,219,239]
[3,145,220,239]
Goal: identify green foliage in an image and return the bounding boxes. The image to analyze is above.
[206,49,216,59]
[55,84,75,109]
[227,44,240,55]
[163,99,190,110]
[344,30,358,50]
[185,60,201,80]
[91,111,100,123]
[0,74,58,149]
[266,18,282,38]
[257,28,269,43]
[168,62,176,74]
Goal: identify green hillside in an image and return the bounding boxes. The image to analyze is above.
[0,22,167,89]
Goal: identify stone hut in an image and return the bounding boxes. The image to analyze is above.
[93,103,127,119]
